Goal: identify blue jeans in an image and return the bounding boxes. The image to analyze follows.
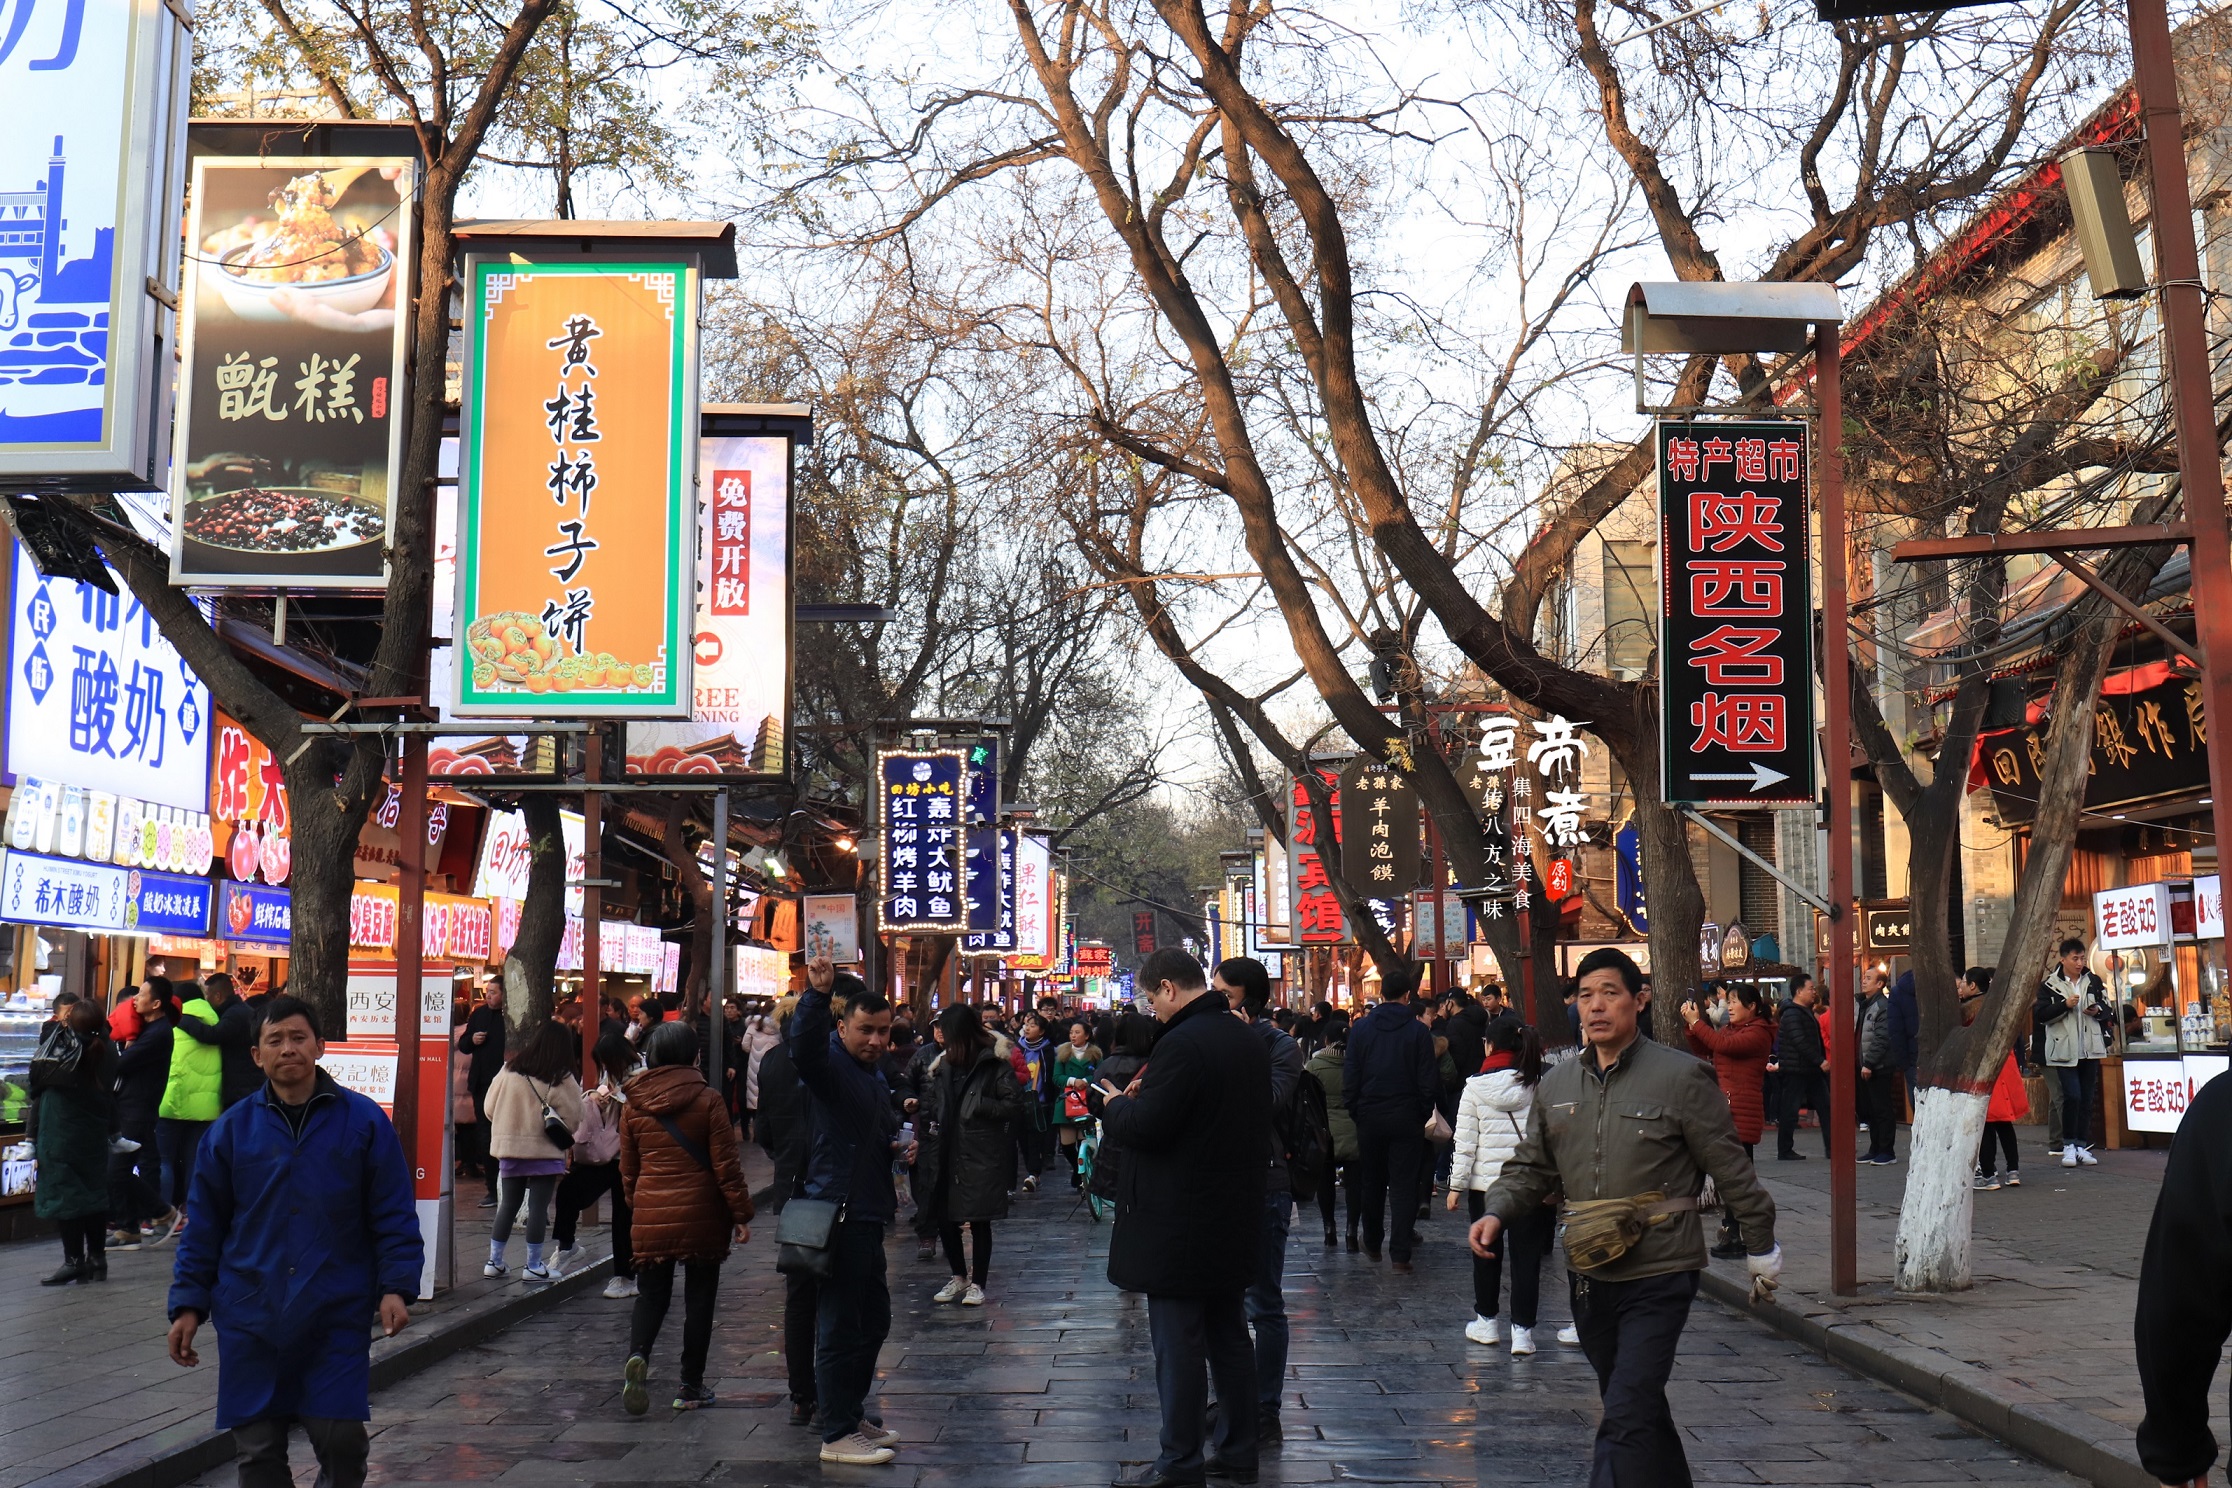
[1244,1191,1292,1413]
[1147,1290,1256,1478]
[813,1219,890,1442]
[2058,1061,2102,1149]
[155,1117,210,1212]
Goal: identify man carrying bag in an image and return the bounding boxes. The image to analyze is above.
[1469,948,1779,1487]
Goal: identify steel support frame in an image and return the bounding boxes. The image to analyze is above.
[1815,322,1860,1297]
[1678,807,1836,918]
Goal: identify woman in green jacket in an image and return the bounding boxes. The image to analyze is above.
[1305,1026,1360,1250]
[1050,1021,1099,1189]
[34,998,119,1284]
[156,984,223,1217]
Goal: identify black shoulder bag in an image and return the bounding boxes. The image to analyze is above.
[776,1198,842,1279]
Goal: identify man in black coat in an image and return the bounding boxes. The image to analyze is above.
[2137,1068,2232,1487]
[456,982,507,1206]
[1343,971,1437,1271]
[1096,950,1271,1488]
[1773,975,1831,1160]
[172,973,259,1111]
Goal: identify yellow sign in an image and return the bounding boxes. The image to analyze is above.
[452,260,696,716]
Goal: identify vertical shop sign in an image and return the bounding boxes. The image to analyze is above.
[168,156,415,586]
[0,0,189,490]
[964,828,1017,952]
[1133,910,1156,956]
[1658,420,1816,806]
[454,259,696,716]
[6,545,210,809]
[1336,756,1421,896]
[1288,764,1350,946]
[876,749,967,933]
[625,430,793,776]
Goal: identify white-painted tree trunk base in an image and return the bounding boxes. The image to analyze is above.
[1894,1087,1990,1292]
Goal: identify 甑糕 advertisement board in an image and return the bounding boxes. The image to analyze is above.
[452,257,697,717]
[168,155,416,588]
[0,0,189,491]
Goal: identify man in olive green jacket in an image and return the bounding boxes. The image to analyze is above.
[1472,947,1779,1487]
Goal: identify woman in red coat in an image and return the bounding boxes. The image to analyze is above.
[1965,968,2028,1190]
[1683,982,1775,1260]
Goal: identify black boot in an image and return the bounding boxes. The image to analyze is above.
[41,1258,83,1286]
[1322,1225,1337,1247]
[79,1255,108,1283]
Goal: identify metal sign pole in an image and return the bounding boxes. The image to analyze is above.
[1816,322,1859,1298]
[708,788,728,1101]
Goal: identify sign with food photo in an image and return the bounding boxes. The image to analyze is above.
[167,156,415,587]
[452,258,697,718]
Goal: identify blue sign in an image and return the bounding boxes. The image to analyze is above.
[876,749,966,933]
[1615,824,1649,934]
[0,847,126,929]
[964,827,1015,951]
[216,877,290,942]
[128,869,209,935]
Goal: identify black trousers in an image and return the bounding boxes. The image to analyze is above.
[1777,1069,1831,1156]
[1572,1268,1699,1487]
[1467,1191,1551,1327]
[940,1221,991,1284]
[631,1258,721,1387]
[1146,1289,1257,1478]
[1859,1068,1900,1157]
[1353,1120,1426,1262]
[783,1268,819,1408]
[108,1113,164,1227]
[233,1415,368,1488]
[553,1159,633,1276]
[57,1215,105,1263]
[1316,1152,1359,1236]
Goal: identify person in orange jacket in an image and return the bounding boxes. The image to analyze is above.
[1964,968,2029,1190]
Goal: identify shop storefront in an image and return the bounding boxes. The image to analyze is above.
[2102,877,2228,1138]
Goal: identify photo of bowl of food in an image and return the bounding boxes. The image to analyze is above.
[181,485,388,556]
[205,171,396,323]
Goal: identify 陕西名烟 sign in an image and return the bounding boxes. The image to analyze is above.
[169,156,416,587]
[877,749,966,933]
[453,259,697,717]
[0,0,190,492]
[1657,421,1816,807]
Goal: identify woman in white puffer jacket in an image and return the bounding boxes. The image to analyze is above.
[1446,1019,1557,1355]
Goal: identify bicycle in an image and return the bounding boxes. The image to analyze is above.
[1071,1119,1109,1222]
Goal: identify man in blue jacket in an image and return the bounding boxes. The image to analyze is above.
[167,996,421,1488]
[1344,970,1437,1272]
[789,959,908,1467]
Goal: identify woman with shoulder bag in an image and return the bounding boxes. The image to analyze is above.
[1051,1021,1098,1190]
[554,1032,640,1297]
[919,1004,1024,1305]
[1446,1020,1553,1354]
[482,1021,585,1285]
[619,1021,753,1414]
[33,998,120,1285]
[1683,983,1774,1258]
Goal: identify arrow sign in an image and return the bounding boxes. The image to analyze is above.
[1688,763,1791,793]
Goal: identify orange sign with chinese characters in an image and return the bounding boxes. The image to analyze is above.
[453,261,696,717]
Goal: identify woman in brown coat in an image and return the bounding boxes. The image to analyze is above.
[618,1021,753,1415]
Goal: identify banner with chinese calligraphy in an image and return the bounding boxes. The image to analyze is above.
[5,544,210,810]
[168,157,415,587]
[454,259,697,717]
[877,749,966,933]
[0,849,129,929]
[0,0,188,492]
[1336,757,1421,896]
[625,432,791,774]
[1287,763,1350,945]
[1657,420,1816,807]
[1977,670,2209,824]
[1133,909,1156,956]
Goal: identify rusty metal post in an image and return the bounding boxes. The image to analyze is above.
[582,731,603,1089]
[1816,321,1859,1297]
[2129,0,2232,839]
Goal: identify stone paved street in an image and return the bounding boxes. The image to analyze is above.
[158,1170,2082,1488]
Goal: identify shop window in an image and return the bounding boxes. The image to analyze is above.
[1604,540,1656,680]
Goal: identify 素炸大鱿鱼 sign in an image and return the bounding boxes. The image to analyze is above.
[877,749,967,933]
[1657,420,1816,807]
[452,260,697,717]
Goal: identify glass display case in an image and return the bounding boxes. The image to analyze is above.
[0,997,51,1129]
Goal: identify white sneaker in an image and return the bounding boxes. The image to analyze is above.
[522,1265,554,1285]
[1556,1324,1581,1345]
[108,1134,141,1154]
[820,1432,897,1466]
[861,1423,902,1448]
[2076,1146,2099,1166]
[960,1283,986,1307]
[550,1245,579,1277]
[482,1261,508,1278]
[2004,1170,2021,1187]
[1509,1325,1537,1356]
[933,1277,968,1303]
[602,1276,635,1299]
[2061,1144,2080,1168]
[1464,1316,1501,1345]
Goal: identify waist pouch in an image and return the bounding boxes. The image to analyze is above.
[1557,1192,1698,1272]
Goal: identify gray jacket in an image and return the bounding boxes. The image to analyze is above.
[1254,1015,1304,1194]
[1483,1035,1775,1282]
[1857,993,1892,1072]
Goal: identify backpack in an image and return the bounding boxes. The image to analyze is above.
[1282,1071,1329,1203]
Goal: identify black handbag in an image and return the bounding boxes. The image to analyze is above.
[775,1197,842,1279]
[530,1079,576,1152]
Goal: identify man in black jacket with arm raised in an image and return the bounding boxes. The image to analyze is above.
[1095,949,1272,1488]
[2136,1069,2232,1487]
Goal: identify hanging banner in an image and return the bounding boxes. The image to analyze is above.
[1133,909,1156,956]
[471,806,588,918]
[1259,839,1290,946]
[0,0,189,490]
[625,429,792,775]
[6,545,211,810]
[452,258,697,717]
[1288,763,1351,946]
[168,156,415,587]
[876,748,966,933]
[1006,833,1055,969]
[1336,756,1421,896]
[1657,420,1816,807]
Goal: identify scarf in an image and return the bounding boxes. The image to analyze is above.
[1481,1049,1516,1075]
[1018,1035,1050,1091]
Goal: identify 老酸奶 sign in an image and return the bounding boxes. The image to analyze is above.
[1658,421,1816,807]
[453,259,697,717]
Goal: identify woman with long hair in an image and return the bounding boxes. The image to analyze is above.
[1683,982,1774,1259]
[1051,1020,1099,1188]
[1447,1019,1552,1354]
[33,998,119,1284]
[920,1003,1023,1305]
[481,1020,584,1284]
[1010,1013,1055,1191]
[555,1031,641,1297]
[620,1020,753,1413]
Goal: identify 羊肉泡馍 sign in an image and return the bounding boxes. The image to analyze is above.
[452,259,698,717]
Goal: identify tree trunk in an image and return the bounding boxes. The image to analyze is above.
[661,798,713,1016]
[501,794,566,1039]
[1893,1086,1990,1291]
[1626,745,1706,1046]
[281,749,376,1040]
